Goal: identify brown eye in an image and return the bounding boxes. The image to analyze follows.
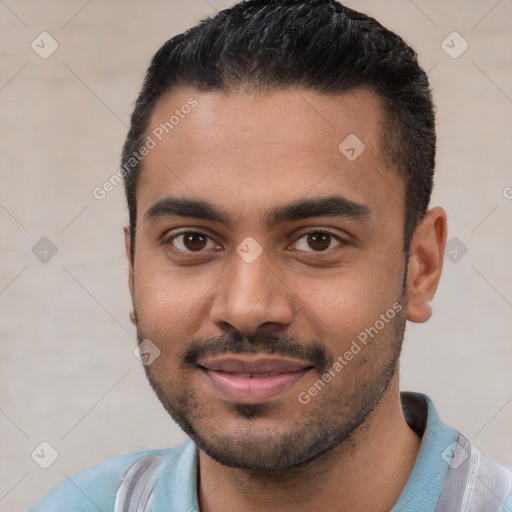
[170,232,217,252]
[307,232,331,251]
[293,231,343,252]
[183,233,207,251]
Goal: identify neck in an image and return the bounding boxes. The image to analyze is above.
[197,377,421,512]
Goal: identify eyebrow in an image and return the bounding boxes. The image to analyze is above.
[144,195,371,228]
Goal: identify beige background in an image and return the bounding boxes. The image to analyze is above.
[1,0,511,510]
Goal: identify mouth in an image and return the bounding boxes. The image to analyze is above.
[197,355,314,404]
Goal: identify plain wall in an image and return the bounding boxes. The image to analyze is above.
[1,1,511,510]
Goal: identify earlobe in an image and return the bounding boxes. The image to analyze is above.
[405,207,448,323]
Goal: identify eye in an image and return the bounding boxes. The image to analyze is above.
[168,231,220,252]
[292,230,344,252]
[164,229,346,255]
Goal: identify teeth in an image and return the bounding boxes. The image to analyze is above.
[235,372,282,378]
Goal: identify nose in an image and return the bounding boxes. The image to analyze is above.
[209,248,294,335]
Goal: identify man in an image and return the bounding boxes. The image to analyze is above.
[29,0,512,511]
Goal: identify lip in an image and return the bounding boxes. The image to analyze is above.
[198,356,313,404]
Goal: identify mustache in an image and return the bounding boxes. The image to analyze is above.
[181,331,331,371]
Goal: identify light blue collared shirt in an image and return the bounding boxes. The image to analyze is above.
[28,392,512,511]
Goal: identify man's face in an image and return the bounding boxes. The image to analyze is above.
[128,87,409,470]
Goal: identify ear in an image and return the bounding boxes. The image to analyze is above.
[405,207,448,323]
[124,224,135,303]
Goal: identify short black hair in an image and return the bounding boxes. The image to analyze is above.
[122,0,436,262]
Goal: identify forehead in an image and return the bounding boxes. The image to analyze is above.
[147,86,385,158]
[136,86,404,227]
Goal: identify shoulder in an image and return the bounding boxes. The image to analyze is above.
[457,437,512,511]
[396,392,512,511]
[27,440,194,512]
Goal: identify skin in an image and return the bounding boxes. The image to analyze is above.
[124,86,447,512]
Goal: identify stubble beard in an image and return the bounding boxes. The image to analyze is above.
[137,295,407,473]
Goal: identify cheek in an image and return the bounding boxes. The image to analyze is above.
[133,255,200,316]
[132,262,195,355]
[298,259,404,343]
[304,271,399,317]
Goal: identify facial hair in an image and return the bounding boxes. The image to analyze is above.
[136,292,407,473]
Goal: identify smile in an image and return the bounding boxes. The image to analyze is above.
[197,356,314,404]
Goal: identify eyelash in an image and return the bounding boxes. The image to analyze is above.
[163,229,347,254]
